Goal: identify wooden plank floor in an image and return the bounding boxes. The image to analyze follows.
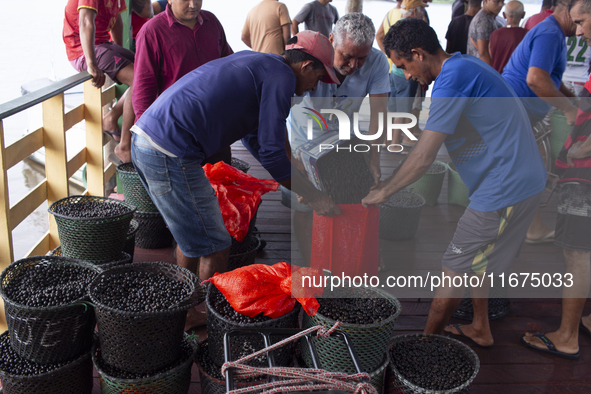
[97,142,591,393]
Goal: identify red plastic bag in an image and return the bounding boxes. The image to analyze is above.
[204,263,324,318]
[203,162,279,241]
[310,204,379,278]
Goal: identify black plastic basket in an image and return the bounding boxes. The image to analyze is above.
[379,190,425,241]
[49,246,132,269]
[134,211,174,249]
[301,286,401,374]
[116,162,158,212]
[0,331,93,394]
[388,334,480,394]
[88,262,203,375]
[206,285,299,368]
[229,234,261,271]
[197,339,266,394]
[231,158,251,174]
[92,334,198,394]
[123,219,138,261]
[48,195,136,262]
[0,256,100,364]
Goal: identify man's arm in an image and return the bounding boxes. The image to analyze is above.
[376,21,386,54]
[241,29,252,48]
[362,130,448,206]
[78,8,105,88]
[527,67,578,125]
[368,93,388,185]
[476,39,492,65]
[291,19,300,36]
[282,24,291,47]
[111,14,124,47]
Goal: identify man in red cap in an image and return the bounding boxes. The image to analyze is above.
[131,30,340,285]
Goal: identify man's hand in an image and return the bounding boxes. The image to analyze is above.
[87,63,106,88]
[566,140,591,166]
[361,184,390,207]
[369,159,381,187]
[308,194,341,216]
[563,105,578,126]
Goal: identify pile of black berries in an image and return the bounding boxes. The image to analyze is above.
[53,200,131,219]
[426,163,446,174]
[317,288,397,325]
[385,191,424,208]
[4,261,96,307]
[390,336,475,391]
[0,334,69,376]
[92,272,191,312]
[118,163,137,173]
[210,287,269,324]
[95,339,193,380]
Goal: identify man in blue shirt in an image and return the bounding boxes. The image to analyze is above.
[362,18,547,347]
[131,31,341,287]
[502,0,578,243]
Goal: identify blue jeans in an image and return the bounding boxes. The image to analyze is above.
[131,133,231,257]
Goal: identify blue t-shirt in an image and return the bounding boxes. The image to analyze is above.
[502,16,567,122]
[136,51,293,182]
[287,47,390,150]
[426,53,547,212]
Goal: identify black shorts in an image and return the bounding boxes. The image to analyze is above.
[554,182,591,252]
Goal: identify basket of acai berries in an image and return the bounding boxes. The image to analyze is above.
[388,334,479,393]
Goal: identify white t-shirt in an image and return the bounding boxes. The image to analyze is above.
[562,35,591,83]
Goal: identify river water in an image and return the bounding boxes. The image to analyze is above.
[0,0,542,258]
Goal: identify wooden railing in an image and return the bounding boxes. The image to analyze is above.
[0,71,119,331]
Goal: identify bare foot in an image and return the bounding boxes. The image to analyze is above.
[115,144,131,164]
[523,331,579,355]
[185,307,207,332]
[444,323,494,347]
[103,112,121,142]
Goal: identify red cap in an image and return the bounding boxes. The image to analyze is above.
[285,30,340,85]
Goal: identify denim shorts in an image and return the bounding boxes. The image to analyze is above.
[131,133,231,257]
[388,73,419,113]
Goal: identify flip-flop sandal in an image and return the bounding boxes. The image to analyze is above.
[524,230,555,244]
[445,324,492,348]
[580,319,591,338]
[521,333,580,360]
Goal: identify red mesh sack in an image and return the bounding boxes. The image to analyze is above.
[203,162,279,241]
[204,263,324,318]
[311,204,379,278]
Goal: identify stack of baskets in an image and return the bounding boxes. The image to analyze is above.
[0,256,100,394]
[88,262,202,393]
[48,195,136,267]
[301,286,401,394]
[117,162,173,249]
[203,284,299,389]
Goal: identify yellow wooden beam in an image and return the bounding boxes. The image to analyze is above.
[0,120,10,332]
[64,103,85,132]
[67,148,87,179]
[101,85,117,105]
[84,80,106,196]
[104,162,116,181]
[42,93,68,249]
[0,120,13,266]
[4,127,44,170]
[9,181,48,231]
